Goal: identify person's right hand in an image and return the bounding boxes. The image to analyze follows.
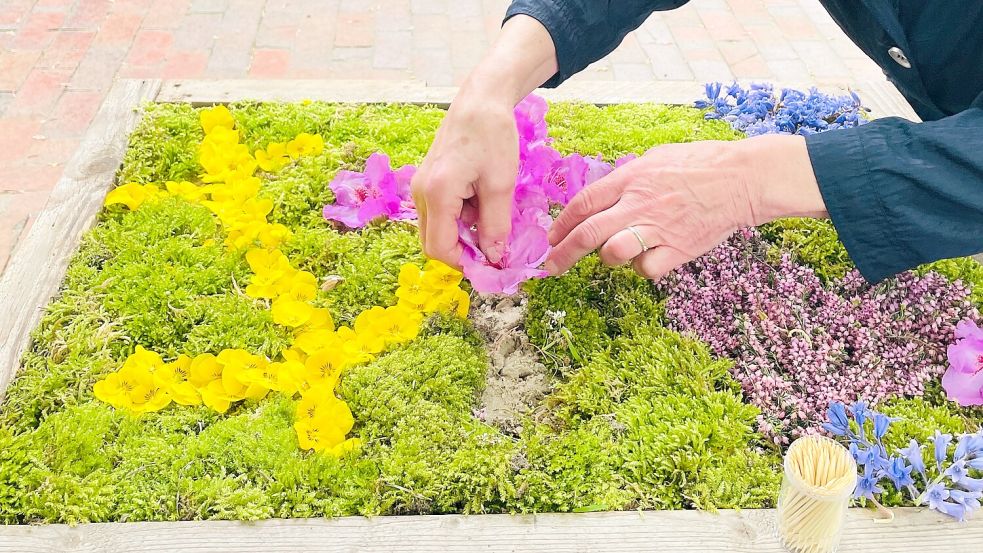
[410,14,559,268]
[411,94,519,267]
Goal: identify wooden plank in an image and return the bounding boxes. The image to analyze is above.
[0,79,162,399]
[156,78,918,120]
[0,508,977,553]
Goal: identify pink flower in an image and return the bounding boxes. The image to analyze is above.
[322,153,415,228]
[514,94,549,147]
[615,153,637,167]
[943,319,983,406]
[543,153,614,205]
[458,209,550,295]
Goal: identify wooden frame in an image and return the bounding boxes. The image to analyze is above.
[0,79,980,551]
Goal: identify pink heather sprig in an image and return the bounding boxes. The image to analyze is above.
[662,229,980,444]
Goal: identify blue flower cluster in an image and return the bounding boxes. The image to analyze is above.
[695,82,868,136]
[824,401,983,520]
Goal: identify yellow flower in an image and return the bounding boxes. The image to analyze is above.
[94,365,144,410]
[161,354,201,406]
[450,287,470,318]
[428,286,471,318]
[351,308,389,354]
[302,349,345,386]
[216,349,270,401]
[245,248,292,276]
[127,376,172,414]
[294,386,355,452]
[271,298,315,328]
[255,142,291,172]
[165,180,205,203]
[292,327,338,355]
[263,358,306,395]
[241,354,304,395]
[199,379,235,414]
[104,183,162,211]
[295,307,334,334]
[374,305,423,345]
[121,345,167,373]
[257,222,292,249]
[395,264,429,306]
[276,270,318,302]
[205,175,262,204]
[200,105,235,134]
[286,133,324,159]
[422,260,463,290]
[188,353,221,388]
[199,141,256,183]
[335,326,379,363]
[244,249,295,299]
[200,125,240,147]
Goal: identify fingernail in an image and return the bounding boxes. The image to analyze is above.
[544,261,556,275]
[486,241,504,264]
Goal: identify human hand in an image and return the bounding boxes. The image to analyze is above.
[546,134,827,279]
[411,14,558,268]
[411,96,519,267]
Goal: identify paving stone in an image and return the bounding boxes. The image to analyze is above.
[0,50,41,92]
[249,48,291,77]
[190,0,228,14]
[613,62,655,82]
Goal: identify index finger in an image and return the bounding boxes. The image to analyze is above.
[548,171,626,246]
[422,175,466,268]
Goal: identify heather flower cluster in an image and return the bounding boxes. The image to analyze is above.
[663,230,980,443]
[943,319,983,406]
[825,401,983,520]
[695,82,867,136]
[323,94,629,294]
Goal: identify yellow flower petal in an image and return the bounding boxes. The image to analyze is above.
[200,105,235,134]
[271,298,315,328]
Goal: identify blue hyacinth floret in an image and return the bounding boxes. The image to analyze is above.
[824,400,983,520]
[695,82,869,136]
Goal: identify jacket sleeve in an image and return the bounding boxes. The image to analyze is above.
[805,105,983,282]
[504,1,691,87]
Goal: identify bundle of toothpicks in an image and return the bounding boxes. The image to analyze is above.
[777,434,857,553]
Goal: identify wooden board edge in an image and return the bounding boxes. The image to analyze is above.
[155,78,920,120]
[0,508,978,553]
[0,79,162,399]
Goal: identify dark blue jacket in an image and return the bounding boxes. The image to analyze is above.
[505,1,983,281]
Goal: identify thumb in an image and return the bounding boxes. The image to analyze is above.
[476,172,515,264]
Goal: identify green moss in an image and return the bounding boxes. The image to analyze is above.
[524,255,664,373]
[283,222,424,325]
[761,218,983,307]
[119,103,203,184]
[339,335,487,438]
[760,218,854,282]
[546,103,742,159]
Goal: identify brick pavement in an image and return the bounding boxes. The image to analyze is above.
[0,0,884,273]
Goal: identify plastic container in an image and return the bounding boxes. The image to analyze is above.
[777,434,857,553]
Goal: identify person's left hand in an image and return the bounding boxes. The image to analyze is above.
[545,134,827,280]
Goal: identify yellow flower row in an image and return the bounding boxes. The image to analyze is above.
[95,105,471,455]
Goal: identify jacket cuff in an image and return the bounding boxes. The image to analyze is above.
[805,124,907,282]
